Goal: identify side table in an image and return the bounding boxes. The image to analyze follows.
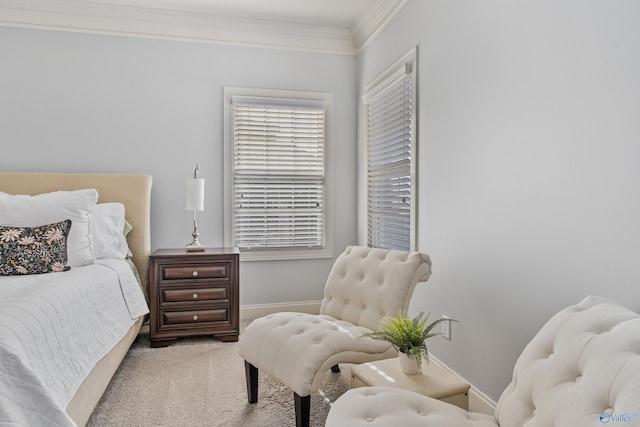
[148,247,239,348]
[350,357,470,410]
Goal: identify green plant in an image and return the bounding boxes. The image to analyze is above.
[361,310,457,372]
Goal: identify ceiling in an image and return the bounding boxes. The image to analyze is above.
[0,0,407,54]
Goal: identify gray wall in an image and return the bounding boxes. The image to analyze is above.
[0,26,358,305]
[357,0,640,401]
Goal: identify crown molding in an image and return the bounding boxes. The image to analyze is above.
[351,0,407,53]
[0,0,405,55]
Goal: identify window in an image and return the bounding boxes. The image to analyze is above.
[363,48,417,251]
[224,87,332,261]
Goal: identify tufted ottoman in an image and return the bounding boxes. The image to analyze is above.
[238,246,432,427]
[327,295,640,427]
[327,386,497,427]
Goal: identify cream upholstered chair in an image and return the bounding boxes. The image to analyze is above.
[326,295,640,426]
[238,246,432,427]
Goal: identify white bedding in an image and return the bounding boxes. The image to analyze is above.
[0,259,149,426]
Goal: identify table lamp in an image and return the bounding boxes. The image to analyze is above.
[185,164,205,252]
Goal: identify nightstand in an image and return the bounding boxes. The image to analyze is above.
[350,357,470,410]
[148,248,239,348]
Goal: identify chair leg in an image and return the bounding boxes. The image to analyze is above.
[244,361,258,403]
[294,393,311,427]
[331,364,340,373]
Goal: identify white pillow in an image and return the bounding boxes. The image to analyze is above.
[91,203,129,260]
[0,189,98,267]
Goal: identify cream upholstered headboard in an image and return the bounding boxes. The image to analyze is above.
[0,172,152,293]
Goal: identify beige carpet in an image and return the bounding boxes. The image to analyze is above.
[87,332,352,427]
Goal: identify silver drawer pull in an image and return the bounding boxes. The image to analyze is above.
[192,315,199,321]
[192,270,199,277]
[193,293,199,299]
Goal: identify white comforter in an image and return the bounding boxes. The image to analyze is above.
[0,259,149,426]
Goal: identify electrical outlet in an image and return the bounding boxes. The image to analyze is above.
[441,315,451,340]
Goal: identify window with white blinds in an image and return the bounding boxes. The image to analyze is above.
[223,88,332,261]
[364,49,417,251]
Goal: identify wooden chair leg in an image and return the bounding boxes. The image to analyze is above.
[294,393,311,427]
[331,364,340,373]
[244,361,258,403]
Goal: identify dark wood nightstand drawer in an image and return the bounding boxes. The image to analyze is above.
[162,287,228,304]
[161,264,228,281]
[162,308,229,326]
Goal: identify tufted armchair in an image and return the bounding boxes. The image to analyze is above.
[238,246,432,427]
[326,295,640,426]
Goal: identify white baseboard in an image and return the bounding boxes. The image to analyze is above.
[429,355,497,416]
[468,386,498,417]
[239,300,322,331]
[239,301,497,416]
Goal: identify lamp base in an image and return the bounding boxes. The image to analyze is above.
[186,216,205,252]
[185,241,206,252]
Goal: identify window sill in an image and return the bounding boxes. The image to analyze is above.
[238,246,333,262]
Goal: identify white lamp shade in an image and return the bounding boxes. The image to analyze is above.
[186,178,205,211]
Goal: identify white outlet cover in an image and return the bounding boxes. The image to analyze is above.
[442,315,451,340]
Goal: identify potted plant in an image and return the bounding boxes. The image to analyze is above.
[361,310,457,375]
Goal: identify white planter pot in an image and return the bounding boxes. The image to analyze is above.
[398,351,420,375]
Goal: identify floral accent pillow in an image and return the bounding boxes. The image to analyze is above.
[0,220,72,276]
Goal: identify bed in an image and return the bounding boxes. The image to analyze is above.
[0,172,152,426]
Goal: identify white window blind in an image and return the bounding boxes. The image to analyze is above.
[231,102,326,251]
[364,53,416,251]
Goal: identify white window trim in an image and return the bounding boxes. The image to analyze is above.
[363,47,418,252]
[223,86,333,261]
